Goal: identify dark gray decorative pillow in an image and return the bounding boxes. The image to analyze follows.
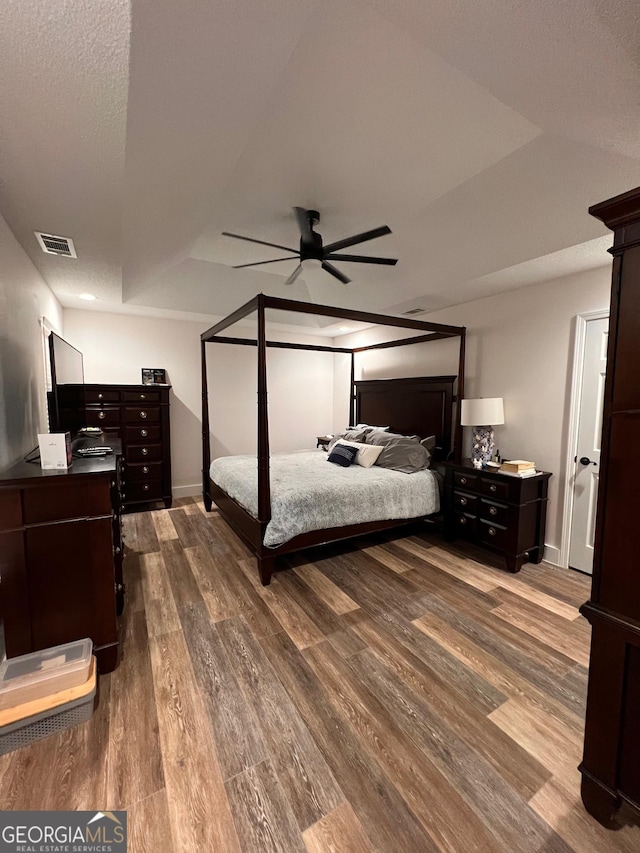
[327,442,358,467]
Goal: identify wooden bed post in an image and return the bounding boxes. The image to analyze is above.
[256,294,273,584]
[454,329,466,463]
[349,351,356,427]
[201,339,212,511]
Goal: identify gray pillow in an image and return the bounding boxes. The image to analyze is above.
[369,435,431,473]
[327,428,368,451]
[420,435,437,456]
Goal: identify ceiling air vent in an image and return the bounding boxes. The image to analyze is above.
[402,307,425,315]
[34,232,77,258]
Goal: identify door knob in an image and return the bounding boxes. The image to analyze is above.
[578,456,597,466]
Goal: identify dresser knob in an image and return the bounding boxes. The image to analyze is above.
[459,516,467,525]
[140,393,146,400]
[143,483,150,491]
[98,393,104,400]
[488,526,496,536]
[141,429,148,437]
[490,484,497,492]
[98,411,105,419]
[113,546,121,555]
[460,477,467,485]
[489,506,497,516]
[460,497,467,506]
[141,448,149,456]
[140,411,148,419]
[142,465,149,474]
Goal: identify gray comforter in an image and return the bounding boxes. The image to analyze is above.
[210,450,439,547]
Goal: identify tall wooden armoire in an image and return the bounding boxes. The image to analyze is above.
[580,186,640,825]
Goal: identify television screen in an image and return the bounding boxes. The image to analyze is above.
[47,333,84,432]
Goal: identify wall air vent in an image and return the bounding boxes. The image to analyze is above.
[402,307,425,315]
[34,232,77,258]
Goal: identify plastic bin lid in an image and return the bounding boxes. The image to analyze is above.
[0,638,93,696]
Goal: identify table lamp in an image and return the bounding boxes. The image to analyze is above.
[460,397,504,465]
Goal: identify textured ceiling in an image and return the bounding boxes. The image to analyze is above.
[1,0,639,332]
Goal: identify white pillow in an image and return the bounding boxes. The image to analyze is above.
[334,439,384,469]
[351,423,390,431]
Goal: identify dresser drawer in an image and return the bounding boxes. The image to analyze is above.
[123,479,163,502]
[124,389,161,403]
[126,443,163,462]
[124,424,162,442]
[453,511,477,538]
[453,491,478,512]
[123,406,161,424]
[124,461,163,481]
[84,407,121,427]
[453,471,480,492]
[479,519,507,549]
[85,389,121,404]
[479,499,509,526]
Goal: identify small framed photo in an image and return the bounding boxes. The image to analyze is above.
[142,368,166,385]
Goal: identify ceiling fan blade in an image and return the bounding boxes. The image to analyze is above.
[293,207,314,243]
[232,256,298,269]
[222,231,297,254]
[323,225,392,254]
[284,264,304,286]
[321,260,351,285]
[326,253,397,266]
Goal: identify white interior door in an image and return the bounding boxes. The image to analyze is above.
[568,317,608,574]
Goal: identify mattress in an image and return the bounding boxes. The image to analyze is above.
[210,449,440,547]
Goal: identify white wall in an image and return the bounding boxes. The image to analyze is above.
[337,266,612,561]
[63,310,335,495]
[0,214,63,469]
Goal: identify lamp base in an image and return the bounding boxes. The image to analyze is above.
[470,425,495,465]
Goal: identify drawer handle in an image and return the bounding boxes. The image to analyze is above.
[489,484,497,492]
[141,448,149,456]
[142,465,149,473]
[98,411,105,419]
[143,484,150,491]
[460,497,467,506]
[113,546,121,555]
[140,410,148,419]
[141,429,148,437]
[489,506,497,516]
[488,526,496,536]
[459,516,467,525]
[460,477,467,485]
[98,393,104,399]
[140,393,146,400]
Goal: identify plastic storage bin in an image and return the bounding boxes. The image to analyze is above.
[0,638,93,710]
[0,657,96,755]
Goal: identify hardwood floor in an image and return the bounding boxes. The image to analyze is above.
[1,498,639,852]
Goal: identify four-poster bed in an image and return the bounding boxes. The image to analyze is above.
[201,295,466,585]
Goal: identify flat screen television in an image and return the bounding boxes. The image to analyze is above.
[47,333,84,432]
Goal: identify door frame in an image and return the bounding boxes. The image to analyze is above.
[559,309,609,569]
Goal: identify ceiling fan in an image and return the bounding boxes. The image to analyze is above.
[222,207,397,285]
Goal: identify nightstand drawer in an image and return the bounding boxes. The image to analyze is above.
[453,471,480,491]
[453,512,477,537]
[481,478,511,500]
[480,499,509,526]
[454,491,478,511]
[479,519,507,548]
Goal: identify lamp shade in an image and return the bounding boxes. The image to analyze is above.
[460,397,504,426]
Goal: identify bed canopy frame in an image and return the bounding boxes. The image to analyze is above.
[201,294,466,584]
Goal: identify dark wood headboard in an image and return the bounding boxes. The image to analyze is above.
[354,375,456,459]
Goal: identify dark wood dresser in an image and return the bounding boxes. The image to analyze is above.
[55,383,172,509]
[0,441,123,673]
[442,459,551,573]
[579,186,640,826]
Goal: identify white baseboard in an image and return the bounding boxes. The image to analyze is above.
[172,483,201,499]
[542,544,561,566]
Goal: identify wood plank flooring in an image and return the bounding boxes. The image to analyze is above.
[1,497,639,852]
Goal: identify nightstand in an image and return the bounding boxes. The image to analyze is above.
[441,459,552,573]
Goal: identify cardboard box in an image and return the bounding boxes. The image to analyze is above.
[37,432,72,469]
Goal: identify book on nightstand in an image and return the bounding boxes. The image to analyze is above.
[498,467,540,478]
[499,459,538,477]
